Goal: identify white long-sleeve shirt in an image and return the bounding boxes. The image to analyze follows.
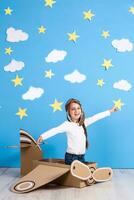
[41,110,111,155]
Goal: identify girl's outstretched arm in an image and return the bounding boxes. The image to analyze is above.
[37,121,68,145]
[85,105,118,127]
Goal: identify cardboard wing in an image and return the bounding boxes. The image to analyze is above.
[10,164,70,193]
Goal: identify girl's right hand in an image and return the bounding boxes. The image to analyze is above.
[37,136,43,145]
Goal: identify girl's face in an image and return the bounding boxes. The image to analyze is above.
[68,102,82,122]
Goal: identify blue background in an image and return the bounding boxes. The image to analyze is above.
[0,0,134,168]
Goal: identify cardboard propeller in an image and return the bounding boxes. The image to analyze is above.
[70,160,113,183]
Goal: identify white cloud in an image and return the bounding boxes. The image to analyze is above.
[6,27,29,42]
[112,39,133,52]
[22,87,44,100]
[113,80,132,91]
[4,59,24,72]
[64,70,86,83]
[45,49,67,63]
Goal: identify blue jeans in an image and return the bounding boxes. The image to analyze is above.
[65,152,85,165]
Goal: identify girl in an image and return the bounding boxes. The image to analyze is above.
[37,98,118,165]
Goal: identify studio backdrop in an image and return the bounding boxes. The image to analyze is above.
[0,0,134,168]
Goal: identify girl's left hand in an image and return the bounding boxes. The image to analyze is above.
[109,106,118,113]
[37,136,43,145]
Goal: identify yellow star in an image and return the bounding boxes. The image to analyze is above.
[113,99,124,110]
[50,99,63,112]
[68,31,80,42]
[83,10,95,21]
[45,69,55,79]
[12,75,23,87]
[129,7,134,14]
[38,26,46,33]
[5,7,13,15]
[101,31,110,39]
[5,47,13,55]
[16,108,28,120]
[44,0,56,8]
[102,59,113,70]
[97,79,105,87]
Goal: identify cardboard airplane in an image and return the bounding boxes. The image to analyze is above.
[10,129,113,193]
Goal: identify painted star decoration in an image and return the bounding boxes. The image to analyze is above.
[45,69,55,79]
[129,6,134,14]
[83,10,95,21]
[5,7,13,15]
[102,59,113,70]
[67,31,80,42]
[12,75,23,87]
[97,79,105,87]
[50,99,63,112]
[16,108,28,119]
[113,99,124,110]
[44,0,56,8]
[38,26,46,33]
[101,31,110,39]
[5,47,13,55]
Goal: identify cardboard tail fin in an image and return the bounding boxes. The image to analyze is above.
[20,129,43,176]
[10,164,69,193]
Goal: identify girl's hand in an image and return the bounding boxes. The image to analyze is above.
[37,136,43,145]
[109,106,118,113]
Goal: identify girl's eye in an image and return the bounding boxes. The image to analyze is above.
[71,108,75,111]
[71,107,80,111]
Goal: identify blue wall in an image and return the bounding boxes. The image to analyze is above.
[0,0,134,168]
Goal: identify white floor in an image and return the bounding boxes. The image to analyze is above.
[0,168,134,200]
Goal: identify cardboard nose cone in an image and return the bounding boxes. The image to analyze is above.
[86,167,96,185]
[70,160,91,180]
[92,167,113,182]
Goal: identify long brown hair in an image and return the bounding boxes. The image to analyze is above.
[65,98,89,149]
